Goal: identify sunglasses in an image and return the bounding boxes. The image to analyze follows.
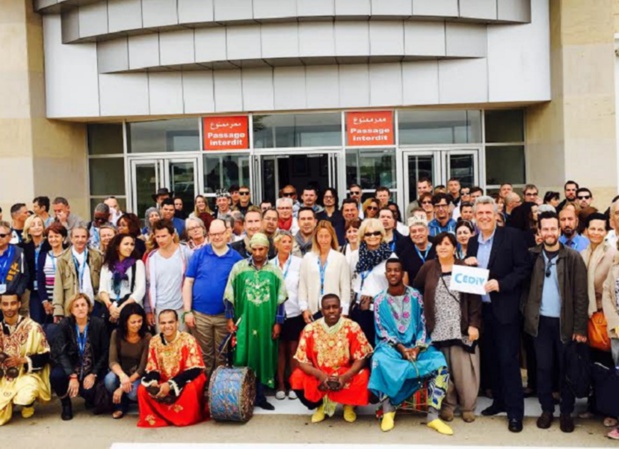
[350,191,361,195]
[461,191,470,195]
[239,191,250,196]
[0,233,9,238]
[366,206,378,211]
[545,260,556,278]
[525,192,538,197]
[282,192,295,197]
[577,195,591,200]
[365,231,382,237]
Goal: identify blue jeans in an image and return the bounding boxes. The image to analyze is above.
[104,371,140,412]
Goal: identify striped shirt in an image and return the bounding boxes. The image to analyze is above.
[43,253,59,301]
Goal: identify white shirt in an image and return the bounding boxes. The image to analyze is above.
[72,248,94,304]
[271,255,303,318]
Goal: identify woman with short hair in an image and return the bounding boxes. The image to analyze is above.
[37,222,68,322]
[21,215,48,324]
[50,293,109,421]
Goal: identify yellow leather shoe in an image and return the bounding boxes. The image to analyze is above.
[311,405,326,423]
[427,418,454,435]
[343,405,357,423]
[381,411,396,432]
[21,406,35,419]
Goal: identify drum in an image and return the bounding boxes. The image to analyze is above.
[209,366,256,422]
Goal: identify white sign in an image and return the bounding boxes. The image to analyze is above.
[449,265,489,295]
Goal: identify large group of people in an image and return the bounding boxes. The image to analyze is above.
[0,179,618,440]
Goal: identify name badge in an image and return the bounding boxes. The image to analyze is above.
[33,281,38,291]
[0,284,6,294]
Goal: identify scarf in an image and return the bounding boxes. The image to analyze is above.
[278,216,293,231]
[355,241,392,274]
[111,257,136,299]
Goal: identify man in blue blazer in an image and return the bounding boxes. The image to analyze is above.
[466,196,530,433]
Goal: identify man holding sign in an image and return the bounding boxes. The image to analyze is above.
[465,196,529,433]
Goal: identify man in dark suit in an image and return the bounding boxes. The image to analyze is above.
[466,196,530,432]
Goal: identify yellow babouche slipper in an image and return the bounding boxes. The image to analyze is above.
[21,406,35,419]
[311,404,326,423]
[381,411,396,432]
[343,405,357,423]
[427,418,453,435]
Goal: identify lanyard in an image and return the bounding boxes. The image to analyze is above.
[49,253,57,271]
[0,246,14,283]
[360,270,370,291]
[72,253,87,292]
[389,239,396,252]
[280,256,292,279]
[34,244,42,273]
[75,323,89,359]
[317,256,329,296]
[415,243,432,263]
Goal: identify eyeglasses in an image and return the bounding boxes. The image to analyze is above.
[93,216,107,223]
[525,192,538,197]
[187,226,201,232]
[209,231,226,238]
[282,191,295,197]
[239,191,250,196]
[366,206,378,211]
[365,231,382,237]
[434,204,449,209]
[461,191,470,195]
[577,195,591,200]
[350,191,361,196]
[0,233,9,238]
[421,201,432,205]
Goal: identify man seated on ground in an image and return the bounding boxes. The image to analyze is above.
[369,259,452,434]
[290,293,373,424]
[137,309,207,428]
[0,294,51,425]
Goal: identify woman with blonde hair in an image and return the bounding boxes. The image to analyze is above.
[21,215,48,323]
[189,194,212,219]
[362,198,380,219]
[298,221,351,323]
[349,218,393,345]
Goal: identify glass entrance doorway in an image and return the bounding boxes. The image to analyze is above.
[129,157,199,222]
[255,153,338,203]
[403,149,479,208]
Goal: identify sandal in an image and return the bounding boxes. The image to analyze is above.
[607,428,619,440]
[604,417,618,428]
[112,410,124,419]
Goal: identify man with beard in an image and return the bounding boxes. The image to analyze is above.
[522,211,588,433]
[558,205,589,251]
[557,180,579,212]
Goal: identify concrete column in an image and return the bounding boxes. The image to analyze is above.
[526,0,617,208]
[0,0,88,219]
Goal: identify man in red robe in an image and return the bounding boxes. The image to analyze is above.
[137,309,207,427]
[290,293,373,424]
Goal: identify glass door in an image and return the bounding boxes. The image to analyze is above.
[445,150,479,188]
[130,159,164,223]
[165,159,198,214]
[401,151,439,210]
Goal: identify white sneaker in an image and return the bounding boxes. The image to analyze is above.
[288,390,297,400]
[275,390,286,400]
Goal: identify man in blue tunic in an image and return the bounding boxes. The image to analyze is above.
[369,258,451,434]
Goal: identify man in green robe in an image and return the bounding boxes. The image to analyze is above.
[225,232,287,410]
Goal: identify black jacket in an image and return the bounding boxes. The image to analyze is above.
[52,315,109,378]
[1,244,29,296]
[466,226,529,324]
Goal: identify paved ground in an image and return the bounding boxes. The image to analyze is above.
[2,399,616,449]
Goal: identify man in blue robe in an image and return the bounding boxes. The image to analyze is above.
[368,258,452,434]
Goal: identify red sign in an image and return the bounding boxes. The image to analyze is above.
[346,111,394,146]
[203,116,249,150]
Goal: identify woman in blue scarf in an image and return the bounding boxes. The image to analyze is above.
[99,234,146,333]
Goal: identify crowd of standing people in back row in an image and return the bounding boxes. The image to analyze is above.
[0,178,619,439]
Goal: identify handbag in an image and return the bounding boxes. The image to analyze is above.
[588,311,611,352]
[564,341,591,398]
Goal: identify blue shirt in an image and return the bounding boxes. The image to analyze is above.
[428,218,457,237]
[476,229,495,303]
[186,244,242,315]
[540,251,561,318]
[172,217,186,237]
[559,233,589,252]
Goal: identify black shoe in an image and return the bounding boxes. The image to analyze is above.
[481,404,505,416]
[256,400,275,411]
[536,411,553,429]
[61,398,73,421]
[560,414,574,433]
[508,418,523,433]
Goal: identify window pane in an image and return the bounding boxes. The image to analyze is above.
[485,145,525,185]
[449,154,475,187]
[204,154,250,194]
[253,113,342,148]
[89,158,126,196]
[398,110,482,145]
[169,161,196,213]
[88,124,123,155]
[346,149,396,191]
[128,119,200,153]
[485,110,524,143]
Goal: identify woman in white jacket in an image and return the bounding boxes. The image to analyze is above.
[298,221,351,323]
[99,234,146,331]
